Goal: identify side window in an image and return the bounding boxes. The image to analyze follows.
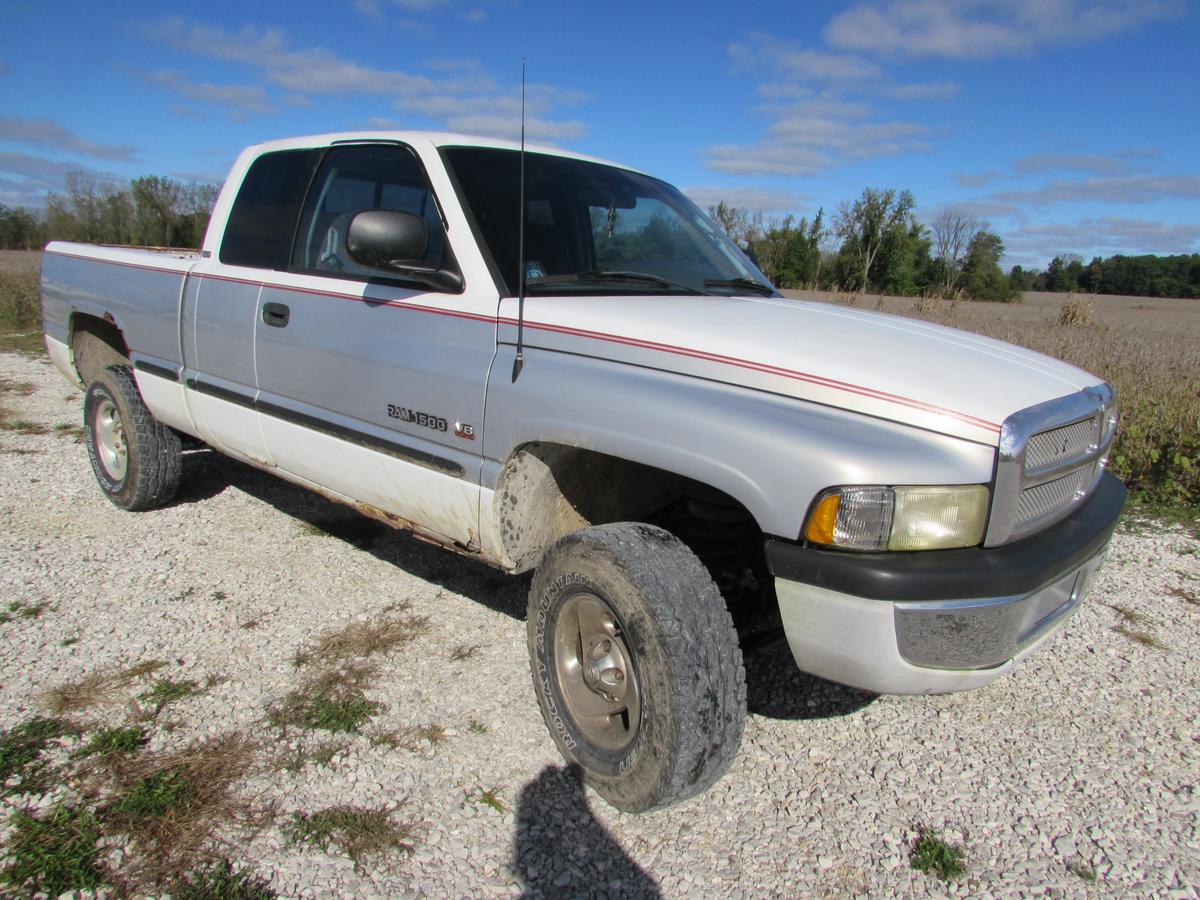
[220,149,321,269]
[290,144,447,279]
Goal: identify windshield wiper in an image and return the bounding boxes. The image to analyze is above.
[702,277,778,296]
[527,270,705,295]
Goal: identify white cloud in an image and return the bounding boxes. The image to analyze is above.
[0,115,138,162]
[141,18,587,140]
[0,150,115,206]
[992,174,1200,206]
[825,0,1180,60]
[730,33,881,81]
[148,70,275,115]
[1004,217,1200,260]
[682,186,811,214]
[706,99,929,177]
[1012,153,1139,177]
[879,80,959,100]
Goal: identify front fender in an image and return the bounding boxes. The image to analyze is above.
[482,347,997,541]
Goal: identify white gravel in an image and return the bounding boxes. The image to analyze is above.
[1,348,1198,898]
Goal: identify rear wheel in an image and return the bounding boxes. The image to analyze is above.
[84,365,181,510]
[527,522,746,812]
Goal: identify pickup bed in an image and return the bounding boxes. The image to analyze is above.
[41,131,1124,811]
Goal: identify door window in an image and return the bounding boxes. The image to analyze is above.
[291,144,447,280]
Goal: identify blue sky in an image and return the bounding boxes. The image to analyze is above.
[1,0,1197,269]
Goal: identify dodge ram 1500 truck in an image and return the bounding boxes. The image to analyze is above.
[40,131,1125,812]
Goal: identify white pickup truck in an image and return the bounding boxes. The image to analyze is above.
[40,131,1124,812]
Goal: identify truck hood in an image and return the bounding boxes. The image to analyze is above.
[501,293,1103,446]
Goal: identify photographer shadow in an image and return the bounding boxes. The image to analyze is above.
[512,764,660,899]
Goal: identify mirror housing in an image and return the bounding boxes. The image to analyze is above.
[346,210,464,292]
[347,210,428,268]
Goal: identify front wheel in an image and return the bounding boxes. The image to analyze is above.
[527,523,746,812]
[84,365,181,511]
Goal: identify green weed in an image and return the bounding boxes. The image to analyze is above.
[463,786,507,814]
[0,803,106,896]
[0,716,73,796]
[170,860,276,899]
[269,665,383,734]
[910,826,966,881]
[285,804,415,868]
[138,678,201,716]
[74,725,147,759]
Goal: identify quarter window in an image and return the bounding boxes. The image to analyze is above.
[220,149,321,269]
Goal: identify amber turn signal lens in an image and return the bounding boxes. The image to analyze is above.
[805,493,840,544]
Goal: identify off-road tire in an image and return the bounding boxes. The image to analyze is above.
[527,522,747,812]
[83,365,181,511]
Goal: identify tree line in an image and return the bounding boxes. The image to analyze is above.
[1009,253,1200,299]
[0,172,219,251]
[709,191,1017,301]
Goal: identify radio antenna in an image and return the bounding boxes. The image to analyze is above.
[511,58,528,383]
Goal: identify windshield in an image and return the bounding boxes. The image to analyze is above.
[442,146,776,297]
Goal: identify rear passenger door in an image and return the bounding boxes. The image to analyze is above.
[253,142,494,547]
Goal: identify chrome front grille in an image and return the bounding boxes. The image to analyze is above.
[986,384,1117,547]
[1025,418,1097,473]
[1015,465,1093,528]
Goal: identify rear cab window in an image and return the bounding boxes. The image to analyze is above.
[220,149,321,269]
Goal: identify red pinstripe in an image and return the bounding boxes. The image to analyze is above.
[45,248,1003,433]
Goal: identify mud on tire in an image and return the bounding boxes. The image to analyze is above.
[83,365,182,511]
[527,522,747,812]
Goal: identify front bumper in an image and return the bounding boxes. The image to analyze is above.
[766,471,1125,694]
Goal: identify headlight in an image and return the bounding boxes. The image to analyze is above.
[804,484,990,551]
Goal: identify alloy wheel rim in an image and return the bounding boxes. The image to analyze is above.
[93,398,127,481]
[552,592,641,752]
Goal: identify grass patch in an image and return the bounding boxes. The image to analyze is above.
[0,803,107,896]
[449,643,481,662]
[1112,624,1170,651]
[463,786,507,814]
[909,826,966,882]
[284,804,415,868]
[43,660,168,715]
[0,599,47,623]
[0,378,35,396]
[1103,602,1147,625]
[0,330,46,356]
[52,422,84,442]
[170,860,276,899]
[166,587,197,603]
[100,734,258,883]
[467,719,489,734]
[1066,856,1097,881]
[1168,586,1199,607]
[277,738,349,774]
[292,605,430,668]
[269,665,383,734]
[138,677,201,717]
[370,723,448,753]
[0,716,74,796]
[0,414,47,435]
[74,725,147,760]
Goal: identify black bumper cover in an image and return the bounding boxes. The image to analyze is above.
[765,471,1126,602]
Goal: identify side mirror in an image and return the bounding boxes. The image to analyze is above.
[346,209,427,268]
[346,209,462,292]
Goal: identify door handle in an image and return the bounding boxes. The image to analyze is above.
[262,302,291,327]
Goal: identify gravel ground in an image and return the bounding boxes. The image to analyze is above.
[1,348,1198,898]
